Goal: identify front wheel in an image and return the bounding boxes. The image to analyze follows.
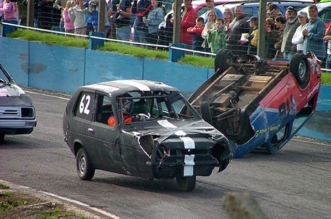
[176,176,196,192]
[289,53,310,89]
[76,148,95,180]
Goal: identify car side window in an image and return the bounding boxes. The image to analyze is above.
[74,92,94,121]
[95,94,113,124]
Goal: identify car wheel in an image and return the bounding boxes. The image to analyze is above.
[214,49,234,73]
[289,53,310,89]
[0,134,4,144]
[76,148,95,180]
[176,176,196,192]
[200,101,213,125]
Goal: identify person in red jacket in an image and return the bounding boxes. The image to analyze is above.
[180,0,197,46]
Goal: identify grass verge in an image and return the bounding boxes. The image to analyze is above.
[0,182,97,219]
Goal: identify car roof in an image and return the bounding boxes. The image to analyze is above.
[214,1,310,16]
[82,80,179,96]
[300,2,331,13]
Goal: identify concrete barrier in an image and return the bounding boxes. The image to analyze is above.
[0,37,330,142]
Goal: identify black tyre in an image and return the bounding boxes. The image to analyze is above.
[200,101,213,125]
[176,176,196,192]
[289,53,310,89]
[214,49,234,73]
[76,148,95,180]
[0,134,4,144]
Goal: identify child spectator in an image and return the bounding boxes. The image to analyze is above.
[187,17,205,51]
[63,1,75,34]
[206,18,225,54]
[245,16,258,55]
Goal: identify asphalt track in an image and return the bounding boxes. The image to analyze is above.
[0,90,330,219]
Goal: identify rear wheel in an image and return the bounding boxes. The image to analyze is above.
[214,49,234,73]
[76,148,95,180]
[289,53,310,89]
[176,176,196,192]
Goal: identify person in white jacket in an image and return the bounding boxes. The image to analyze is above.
[291,11,308,53]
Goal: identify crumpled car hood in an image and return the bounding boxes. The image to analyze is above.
[0,84,33,106]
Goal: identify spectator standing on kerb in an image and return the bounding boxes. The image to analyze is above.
[69,0,88,36]
[302,4,325,60]
[53,0,68,32]
[187,17,205,51]
[273,16,286,59]
[223,8,233,29]
[207,18,225,54]
[180,0,197,46]
[291,11,308,54]
[132,0,151,43]
[323,24,331,69]
[281,6,299,60]
[244,16,258,55]
[200,0,222,24]
[115,0,132,41]
[63,0,75,34]
[225,6,250,57]
[143,0,164,44]
[201,9,217,53]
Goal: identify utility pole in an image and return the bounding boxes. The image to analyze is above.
[27,0,34,27]
[98,0,106,33]
[257,0,266,58]
[172,0,181,44]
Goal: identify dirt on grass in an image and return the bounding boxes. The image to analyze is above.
[0,181,101,219]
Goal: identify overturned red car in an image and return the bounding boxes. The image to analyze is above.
[182,50,321,157]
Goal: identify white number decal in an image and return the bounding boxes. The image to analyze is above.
[79,94,91,115]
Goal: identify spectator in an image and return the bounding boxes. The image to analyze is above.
[273,16,286,59]
[69,0,88,36]
[187,17,205,51]
[114,0,132,41]
[53,0,68,32]
[143,0,164,44]
[265,18,277,59]
[201,9,217,53]
[201,0,222,24]
[223,7,233,30]
[180,0,197,46]
[244,16,258,55]
[0,0,18,23]
[281,6,299,60]
[225,6,250,56]
[292,11,308,54]
[323,24,331,69]
[207,18,225,54]
[63,0,75,34]
[302,4,326,60]
[157,3,174,48]
[132,0,151,43]
[268,4,282,22]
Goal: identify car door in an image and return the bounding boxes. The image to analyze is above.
[89,93,126,174]
[71,90,103,168]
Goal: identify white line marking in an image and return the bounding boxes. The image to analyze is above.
[184,155,195,176]
[25,90,71,100]
[180,137,195,149]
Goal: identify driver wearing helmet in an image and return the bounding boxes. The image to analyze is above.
[108,97,146,126]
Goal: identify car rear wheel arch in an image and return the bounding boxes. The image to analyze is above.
[289,53,310,89]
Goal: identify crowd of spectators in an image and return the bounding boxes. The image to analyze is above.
[0,0,329,63]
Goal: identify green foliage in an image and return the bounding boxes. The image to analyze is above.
[0,183,10,190]
[321,72,331,85]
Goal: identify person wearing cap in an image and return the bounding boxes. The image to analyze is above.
[281,6,300,60]
[302,4,326,60]
[244,16,259,55]
[225,5,250,56]
[292,11,309,53]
